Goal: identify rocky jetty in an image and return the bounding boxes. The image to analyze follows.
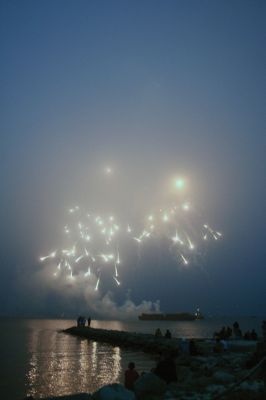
[64,326,181,355]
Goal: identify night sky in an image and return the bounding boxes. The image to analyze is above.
[1,0,265,318]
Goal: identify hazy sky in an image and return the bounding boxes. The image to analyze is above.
[1,0,265,318]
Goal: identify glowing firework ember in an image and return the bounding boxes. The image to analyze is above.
[39,172,222,293]
[175,177,185,190]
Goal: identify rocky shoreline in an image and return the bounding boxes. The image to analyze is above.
[64,326,182,355]
[24,327,266,400]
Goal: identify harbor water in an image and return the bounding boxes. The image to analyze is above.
[0,317,263,399]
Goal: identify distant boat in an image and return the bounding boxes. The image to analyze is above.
[139,309,204,321]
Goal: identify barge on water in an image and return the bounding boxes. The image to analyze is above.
[139,309,204,321]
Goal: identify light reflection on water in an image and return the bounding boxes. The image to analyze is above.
[24,320,154,399]
[0,317,262,399]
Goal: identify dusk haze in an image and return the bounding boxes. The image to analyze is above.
[0,1,265,399]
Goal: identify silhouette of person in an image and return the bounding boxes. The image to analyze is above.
[154,353,177,383]
[165,329,172,339]
[125,362,139,390]
[189,339,198,355]
[155,328,162,337]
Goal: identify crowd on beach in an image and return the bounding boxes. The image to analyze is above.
[123,320,266,396]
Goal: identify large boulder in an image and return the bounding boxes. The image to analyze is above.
[206,384,226,395]
[213,370,235,383]
[43,394,92,400]
[239,380,265,392]
[133,373,166,399]
[93,384,135,400]
[176,366,193,383]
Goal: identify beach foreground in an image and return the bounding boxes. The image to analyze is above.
[25,326,266,400]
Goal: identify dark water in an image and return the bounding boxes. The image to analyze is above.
[0,317,263,399]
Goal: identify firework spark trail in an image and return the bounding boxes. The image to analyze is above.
[39,174,222,292]
[40,207,221,288]
[40,208,128,291]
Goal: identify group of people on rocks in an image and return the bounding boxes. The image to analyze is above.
[77,316,91,327]
[213,325,233,340]
[213,337,228,353]
[154,328,172,338]
[154,321,260,343]
[213,321,258,341]
[125,341,204,391]
[243,329,258,340]
[211,321,261,353]
[124,319,264,392]
[124,352,178,390]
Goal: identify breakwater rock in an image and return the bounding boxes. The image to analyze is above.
[64,326,180,355]
[31,329,265,400]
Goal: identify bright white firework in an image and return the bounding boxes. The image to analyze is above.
[39,173,222,293]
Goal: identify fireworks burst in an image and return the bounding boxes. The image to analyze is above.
[39,172,222,293]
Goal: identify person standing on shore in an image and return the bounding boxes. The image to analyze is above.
[189,339,199,355]
[154,353,177,384]
[125,362,139,391]
[233,321,242,338]
[165,329,172,339]
[155,328,162,337]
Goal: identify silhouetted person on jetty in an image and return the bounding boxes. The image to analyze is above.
[246,323,266,369]
[251,328,258,340]
[233,321,239,329]
[213,338,224,353]
[125,362,139,390]
[244,330,252,340]
[87,317,91,327]
[213,325,233,340]
[189,339,199,355]
[77,316,86,327]
[180,338,189,354]
[220,338,228,351]
[233,321,242,338]
[165,329,172,339]
[220,326,226,339]
[226,326,232,338]
[154,353,177,384]
[155,328,162,337]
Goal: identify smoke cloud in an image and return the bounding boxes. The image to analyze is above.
[15,262,160,319]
